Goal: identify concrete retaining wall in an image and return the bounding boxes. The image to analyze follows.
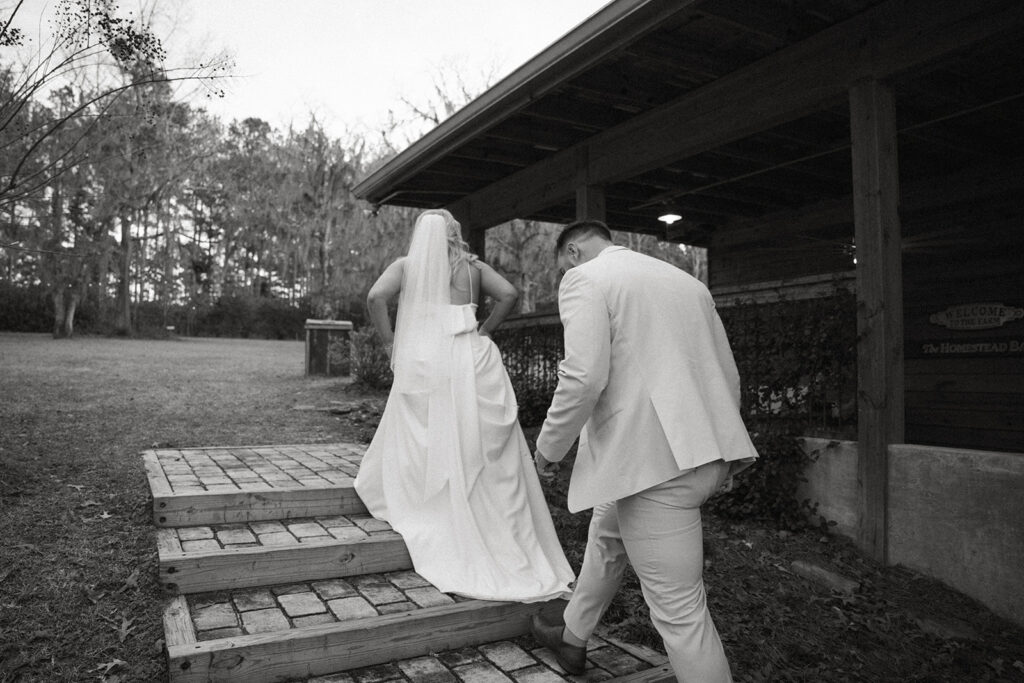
[797,438,1024,626]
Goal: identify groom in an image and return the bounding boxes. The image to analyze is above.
[531,219,757,682]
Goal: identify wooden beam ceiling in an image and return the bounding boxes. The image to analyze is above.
[448,0,1024,229]
[354,0,704,204]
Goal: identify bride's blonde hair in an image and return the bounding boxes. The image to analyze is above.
[418,208,478,271]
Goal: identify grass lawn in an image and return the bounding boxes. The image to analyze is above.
[1,332,1022,682]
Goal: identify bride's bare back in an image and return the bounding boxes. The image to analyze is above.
[449,261,481,306]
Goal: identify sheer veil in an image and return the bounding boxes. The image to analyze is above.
[391,212,452,393]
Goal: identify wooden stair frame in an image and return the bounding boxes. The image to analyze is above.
[158,532,412,594]
[147,444,677,683]
[165,596,565,683]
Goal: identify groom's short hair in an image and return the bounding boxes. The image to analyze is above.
[556,219,612,254]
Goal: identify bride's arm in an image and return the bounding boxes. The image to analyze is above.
[476,261,518,337]
[366,258,404,344]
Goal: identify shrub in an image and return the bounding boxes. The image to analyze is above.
[351,328,393,390]
[0,282,50,332]
[492,317,563,427]
[708,290,857,529]
[327,335,352,375]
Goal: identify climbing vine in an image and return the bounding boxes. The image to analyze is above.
[709,290,857,528]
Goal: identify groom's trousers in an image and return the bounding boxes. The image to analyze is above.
[563,460,733,683]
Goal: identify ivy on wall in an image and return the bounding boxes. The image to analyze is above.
[494,291,857,529]
[709,290,857,528]
[351,290,857,529]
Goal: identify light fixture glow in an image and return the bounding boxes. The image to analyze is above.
[658,212,683,225]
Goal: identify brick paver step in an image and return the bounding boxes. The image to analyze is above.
[143,444,367,527]
[158,514,412,594]
[163,573,568,683]
[285,631,671,683]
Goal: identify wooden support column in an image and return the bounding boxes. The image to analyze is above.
[453,207,487,260]
[575,147,606,222]
[575,185,606,222]
[464,224,486,260]
[849,78,905,564]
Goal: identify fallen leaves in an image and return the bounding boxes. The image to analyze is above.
[93,657,127,681]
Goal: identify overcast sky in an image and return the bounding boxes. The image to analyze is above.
[9,0,610,139]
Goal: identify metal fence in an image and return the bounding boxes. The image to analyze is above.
[492,313,563,426]
[494,292,857,437]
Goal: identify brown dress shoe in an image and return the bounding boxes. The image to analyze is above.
[530,614,587,675]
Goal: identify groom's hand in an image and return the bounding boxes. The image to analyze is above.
[533,450,558,481]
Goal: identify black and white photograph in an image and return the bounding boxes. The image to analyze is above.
[2,1,1022,681]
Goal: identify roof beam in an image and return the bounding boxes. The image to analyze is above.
[353,0,704,204]
[448,0,1024,229]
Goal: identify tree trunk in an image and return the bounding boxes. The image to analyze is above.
[116,212,133,335]
[63,291,79,338]
[52,288,67,339]
[95,238,112,323]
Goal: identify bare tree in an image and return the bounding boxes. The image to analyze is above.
[0,0,225,209]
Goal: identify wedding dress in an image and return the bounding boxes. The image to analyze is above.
[354,214,574,603]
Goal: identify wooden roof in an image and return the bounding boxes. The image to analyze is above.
[354,0,1024,244]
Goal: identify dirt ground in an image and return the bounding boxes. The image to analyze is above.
[0,333,1021,682]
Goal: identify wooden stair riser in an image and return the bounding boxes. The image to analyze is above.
[166,598,565,683]
[160,537,412,594]
[154,487,367,527]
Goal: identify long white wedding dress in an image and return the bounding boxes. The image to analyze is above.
[354,215,574,603]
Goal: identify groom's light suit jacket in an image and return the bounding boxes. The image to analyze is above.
[537,246,758,513]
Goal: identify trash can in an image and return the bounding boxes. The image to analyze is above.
[304,319,353,376]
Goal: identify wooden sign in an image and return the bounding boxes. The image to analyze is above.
[919,339,1024,356]
[929,303,1023,331]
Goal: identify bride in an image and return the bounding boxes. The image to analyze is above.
[354,209,574,602]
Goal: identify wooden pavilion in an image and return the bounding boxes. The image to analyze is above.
[354,0,1024,622]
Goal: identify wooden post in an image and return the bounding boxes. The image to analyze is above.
[461,221,486,260]
[849,78,905,564]
[575,147,606,223]
[575,184,606,222]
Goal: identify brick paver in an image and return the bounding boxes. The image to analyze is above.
[217,527,257,545]
[279,592,328,617]
[313,579,358,600]
[584,648,645,676]
[161,444,667,683]
[168,513,384,552]
[151,444,365,493]
[242,608,290,634]
[352,663,403,683]
[187,581,666,683]
[480,643,535,672]
[177,526,214,541]
[328,596,377,621]
[308,673,354,683]
[510,666,566,683]
[405,587,455,608]
[233,588,277,611]
[398,656,458,683]
[386,571,431,590]
[453,661,513,683]
[288,522,331,538]
[192,603,237,631]
[358,582,406,606]
[181,539,220,552]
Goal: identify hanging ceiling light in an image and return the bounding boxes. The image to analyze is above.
[657,205,683,225]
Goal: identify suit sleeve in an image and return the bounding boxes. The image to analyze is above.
[535,269,610,463]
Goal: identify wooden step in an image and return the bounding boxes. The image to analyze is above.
[142,444,367,526]
[285,630,672,683]
[157,514,412,594]
[163,573,568,683]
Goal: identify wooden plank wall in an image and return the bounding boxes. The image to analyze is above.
[709,188,1023,454]
[902,190,1024,452]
